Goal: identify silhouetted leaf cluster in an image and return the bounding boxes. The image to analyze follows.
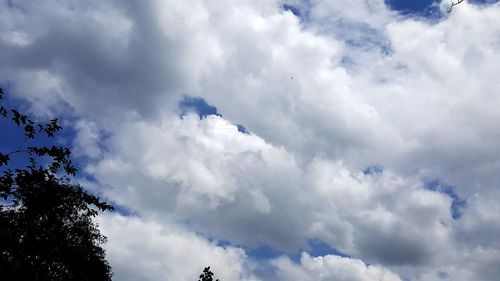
[0,87,113,281]
[199,266,220,281]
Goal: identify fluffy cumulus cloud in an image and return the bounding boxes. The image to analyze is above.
[273,253,402,281]
[98,213,260,281]
[83,114,452,267]
[2,0,500,280]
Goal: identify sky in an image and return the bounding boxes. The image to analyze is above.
[1,0,500,280]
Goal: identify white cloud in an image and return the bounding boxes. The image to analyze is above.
[98,213,260,281]
[273,252,402,281]
[83,114,454,273]
[73,119,102,159]
[2,0,500,280]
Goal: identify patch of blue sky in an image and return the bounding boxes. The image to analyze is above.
[1,85,122,216]
[363,165,384,175]
[178,96,250,134]
[338,20,391,51]
[245,244,286,260]
[179,96,221,119]
[238,240,350,264]
[280,1,312,23]
[469,0,500,5]
[425,180,467,219]
[306,239,351,258]
[282,4,302,18]
[215,239,349,265]
[385,0,442,20]
[0,85,61,170]
[387,0,499,21]
[107,201,135,216]
[332,20,394,67]
[235,124,249,134]
[213,240,295,269]
[283,3,393,65]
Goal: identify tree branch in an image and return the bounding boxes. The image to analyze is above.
[448,0,465,13]
[8,136,30,155]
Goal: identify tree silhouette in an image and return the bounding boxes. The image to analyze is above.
[0,87,113,281]
[198,266,220,281]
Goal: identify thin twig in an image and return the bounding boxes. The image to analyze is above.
[8,136,30,155]
[448,0,465,13]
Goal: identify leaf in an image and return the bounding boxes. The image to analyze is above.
[0,106,7,117]
[12,109,21,126]
[0,153,10,167]
[24,124,36,138]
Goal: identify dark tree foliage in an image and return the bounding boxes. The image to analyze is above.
[0,87,113,281]
[198,266,219,281]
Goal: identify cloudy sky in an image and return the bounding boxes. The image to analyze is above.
[2,0,500,280]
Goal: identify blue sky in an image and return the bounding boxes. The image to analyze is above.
[2,0,500,280]
[0,89,65,170]
[282,0,441,22]
[179,96,249,133]
[386,0,439,15]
